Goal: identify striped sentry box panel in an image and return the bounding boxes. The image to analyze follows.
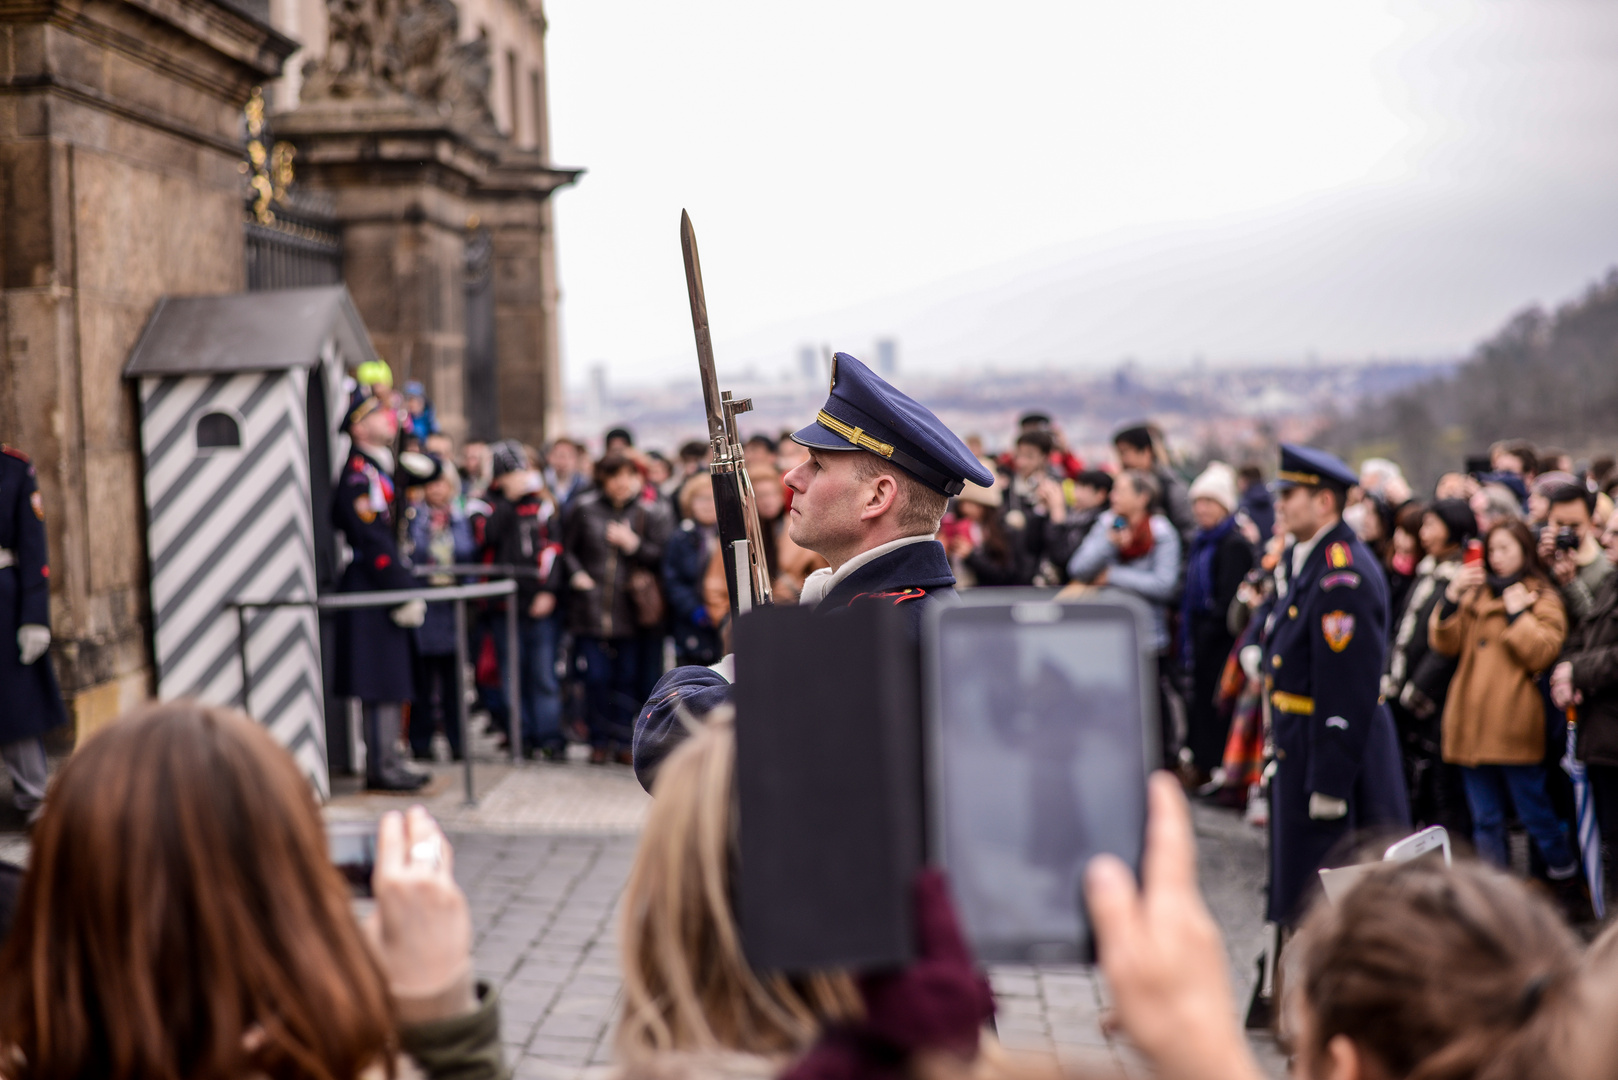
[137,364,331,795]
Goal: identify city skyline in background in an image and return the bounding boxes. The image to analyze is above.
[543,0,1618,392]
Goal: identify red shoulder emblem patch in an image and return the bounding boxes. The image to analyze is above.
[1326,541,1353,569]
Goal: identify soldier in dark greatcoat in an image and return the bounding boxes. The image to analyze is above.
[632,352,994,791]
[1262,443,1410,926]
[0,445,68,821]
[332,384,430,791]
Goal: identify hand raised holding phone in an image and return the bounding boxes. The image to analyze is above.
[1447,541,1486,602]
[361,807,476,1023]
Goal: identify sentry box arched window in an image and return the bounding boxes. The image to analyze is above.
[195,410,242,452]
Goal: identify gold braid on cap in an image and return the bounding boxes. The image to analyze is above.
[816,410,895,459]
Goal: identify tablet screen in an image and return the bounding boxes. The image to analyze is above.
[932,607,1149,961]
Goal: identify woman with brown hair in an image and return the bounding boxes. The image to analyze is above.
[0,701,499,1080]
[1429,519,1578,902]
[1089,775,1613,1080]
[1287,857,1595,1080]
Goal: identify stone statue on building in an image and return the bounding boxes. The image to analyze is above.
[300,0,497,134]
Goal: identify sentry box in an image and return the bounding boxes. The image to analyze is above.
[123,285,373,796]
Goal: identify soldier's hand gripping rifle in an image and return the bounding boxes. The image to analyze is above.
[681,210,773,615]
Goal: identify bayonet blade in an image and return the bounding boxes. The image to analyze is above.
[681,210,728,447]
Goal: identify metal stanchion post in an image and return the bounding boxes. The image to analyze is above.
[454,596,474,806]
[235,604,252,709]
[506,596,521,763]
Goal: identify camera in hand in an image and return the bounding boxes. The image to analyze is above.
[327,819,377,898]
[1555,526,1581,552]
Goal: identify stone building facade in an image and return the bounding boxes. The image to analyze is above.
[0,0,576,735]
[268,0,576,446]
[0,0,297,733]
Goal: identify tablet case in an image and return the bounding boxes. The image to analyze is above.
[732,602,924,973]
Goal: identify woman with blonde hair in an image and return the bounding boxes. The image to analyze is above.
[617,708,861,1062]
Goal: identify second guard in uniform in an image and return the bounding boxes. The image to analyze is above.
[1263,443,1410,926]
[0,445,69,821]
[332,384,430,792]
[632,352,994,791]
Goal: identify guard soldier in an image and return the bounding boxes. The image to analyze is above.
[632,352,994,790]
[0,445,68,822]
[333,383,430,791]
[1264,443,1409,926]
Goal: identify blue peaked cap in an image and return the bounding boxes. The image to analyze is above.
[1272,443,1359,492]
[790,352,994,497]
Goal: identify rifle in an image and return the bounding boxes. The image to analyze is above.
[680,210,773,615]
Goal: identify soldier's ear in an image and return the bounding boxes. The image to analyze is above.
[860,473,900,521]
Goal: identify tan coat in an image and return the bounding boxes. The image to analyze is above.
[1430,583,1566,766]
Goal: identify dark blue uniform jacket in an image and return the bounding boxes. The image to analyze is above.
[632,538,956,791]
[0,449,67,742]
[332,447,419,703]
[1263,519,1409,925]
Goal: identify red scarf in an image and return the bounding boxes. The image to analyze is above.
[1118,514,1155,562]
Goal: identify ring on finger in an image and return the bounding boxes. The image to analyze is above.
[409,836,444,870]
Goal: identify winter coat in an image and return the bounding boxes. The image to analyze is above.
[1067,514,1182,652]
[663,520,722,664]
[480,491,565,614]
[1563,569,1618,767]
[563,492,672,640]
[1431,582,1566,766]
[407,501,477,656]
[1382,554,1465,725]
[1155,465,1196,552]
[1557,535,1615,628]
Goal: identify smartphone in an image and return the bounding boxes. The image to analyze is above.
[924,592,1158,963]
[1111,514,1129,531]
[327,818,377,898]
[1463,539,1484,568]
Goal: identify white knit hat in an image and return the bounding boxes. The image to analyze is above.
[1188,462,1239,515]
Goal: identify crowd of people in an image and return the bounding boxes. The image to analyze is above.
[397,383,1618,926]
[388,413,833,771]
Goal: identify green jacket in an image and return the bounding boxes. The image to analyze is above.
[399,983,507,1080]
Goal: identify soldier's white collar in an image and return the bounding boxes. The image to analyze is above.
[799,533,937,609]
[1290,529,1326,579]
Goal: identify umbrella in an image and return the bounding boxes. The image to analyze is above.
[1561,709,1605,920]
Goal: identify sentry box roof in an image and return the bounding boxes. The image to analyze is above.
[124,286,375,377]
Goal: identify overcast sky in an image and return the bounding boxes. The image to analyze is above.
[544,1,1618,388]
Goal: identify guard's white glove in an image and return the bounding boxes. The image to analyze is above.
[1239,644,1262,681]
[390,599,427,628]
[18,624,50,665]
[1308,793,1349,821]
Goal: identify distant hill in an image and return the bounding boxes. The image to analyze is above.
[1322,268,1618,490]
